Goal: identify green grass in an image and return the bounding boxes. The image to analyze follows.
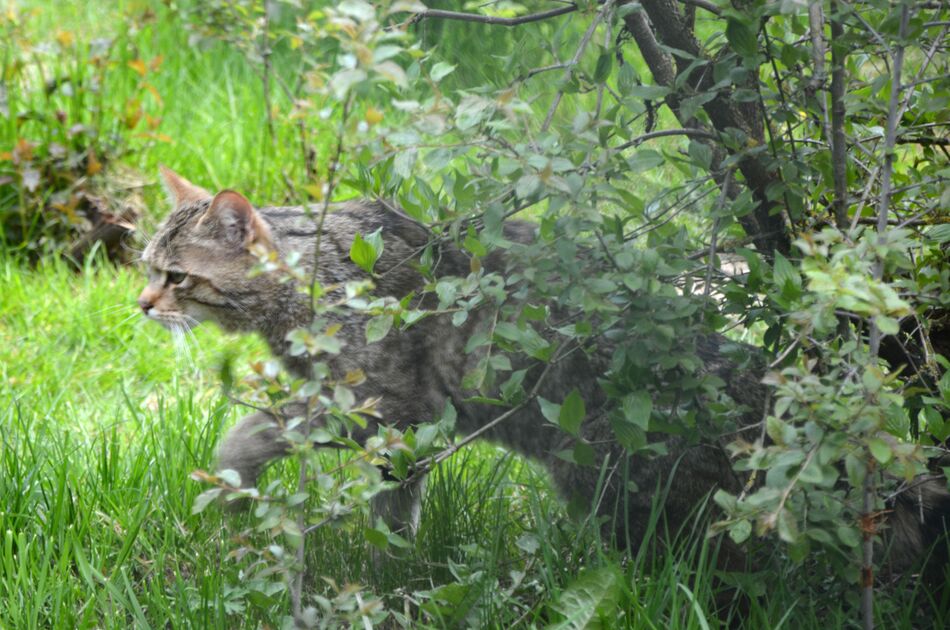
[2,1,949,628]
[2,259,944,628]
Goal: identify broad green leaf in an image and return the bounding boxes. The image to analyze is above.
[559,389,586,436]
[573,441,595,466]
[365,314,393,343]
[593,52,612,83]
[538,396,561,426]
[430,61,456,82]
[350,228,384,274]
[726,17,758,58]
[729,519,752,544]
[192,488,222,514]
[772,251,801,293]
[364,526,388,550]
[547,566,621,630]
[622,391,652,429]
[868,437,893,464]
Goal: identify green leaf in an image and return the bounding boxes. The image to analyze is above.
[364,526,388,550]
[538,396,561,426]
[593,52,612,83]
[516,533,540,555]
[333,384,355,410]
[463,231,487,257]
[729,519,752,544]
[350,228,384,274]
[876,316,900,336]
[725,17,759,58]
[329,68,368,99]
[365,314,393,343]
[192,488,222,514]
[559,389,586,436]
[218,469,242,487]
[845,453,867,488]
[374,60,407,87]
[776,508,800,543]
[617,63,638,95]
[430,61,456,82]
[927,224,950,244]
[573,441,595,466]
[868,437,893,464]
[713,489,737,512]
[772,251,801,294]
[516,174,540,199]
[621,391,652,429]
[609,415,646,451]
[688,140,712,170]
[837,525,861,548]
[547,566,621,630]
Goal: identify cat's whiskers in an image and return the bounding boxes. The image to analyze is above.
[169,320,196,367]
[126,245,147,258]
[175,315,206,375]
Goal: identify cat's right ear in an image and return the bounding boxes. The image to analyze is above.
[159,165,212,206]
[202,190,273,249]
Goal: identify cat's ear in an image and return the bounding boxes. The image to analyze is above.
[202,190,272,248]
[159,165,211,206]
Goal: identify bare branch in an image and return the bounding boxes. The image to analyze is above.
[896,136,950,147]
[520,62,569,80]
[864,6,910,628]
[614,127,718,152]
[680,0,721,16]
[702,170,733,307]
[413,4,577,27]
[541,0,615,131]
[829,0,849,229]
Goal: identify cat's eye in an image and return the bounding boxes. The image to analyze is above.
[165,270,187,286]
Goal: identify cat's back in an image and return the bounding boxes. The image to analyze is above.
[258,200,534,296]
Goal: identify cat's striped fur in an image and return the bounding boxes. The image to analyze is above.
[140,168,949,581]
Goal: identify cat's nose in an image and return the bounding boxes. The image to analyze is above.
[137,295,154,314]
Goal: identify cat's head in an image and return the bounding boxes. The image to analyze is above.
[137,167,274,332]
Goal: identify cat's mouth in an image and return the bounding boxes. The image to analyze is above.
[146,309,200,332]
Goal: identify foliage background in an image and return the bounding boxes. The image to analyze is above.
[0,0,948,628]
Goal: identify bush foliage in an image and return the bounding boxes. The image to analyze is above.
[2,0,948,628]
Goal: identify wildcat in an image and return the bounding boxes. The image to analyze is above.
[140,167,949,578]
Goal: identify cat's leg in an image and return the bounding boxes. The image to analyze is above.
[367,476,426,575]
[371,475,427,537]
[216,404,305,489]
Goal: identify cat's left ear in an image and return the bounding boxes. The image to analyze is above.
[202,190,272,249]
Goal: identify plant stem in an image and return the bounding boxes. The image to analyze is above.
[541,0,615,132]
[829,0,849,230]
[862,6,910,628]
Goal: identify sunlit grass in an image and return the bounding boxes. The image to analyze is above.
[1,1,947,628]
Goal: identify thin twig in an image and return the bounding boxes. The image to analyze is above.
[614,127,719,152]
[541,0,615,132]
[808,3,831,140]
[702,170,732,307]
[520,62,569,80]
[310,97,352,311]
[412,4,577,27]
[260,0,275,145]
[863,9,910,627]
[403,342,584,484]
